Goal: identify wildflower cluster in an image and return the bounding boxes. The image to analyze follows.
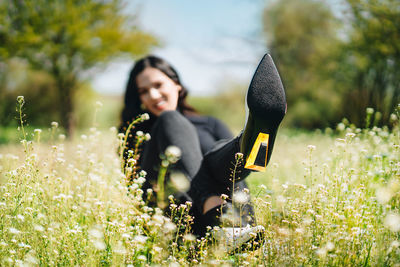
[250,107,400,266]
[0,102,399,265]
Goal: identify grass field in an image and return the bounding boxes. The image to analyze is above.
[0,102,399,265]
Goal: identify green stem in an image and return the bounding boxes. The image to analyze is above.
[157,164,168,209]
[120,117,143,170]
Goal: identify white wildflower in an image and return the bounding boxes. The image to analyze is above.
[152,215,164,224]
[24,251,39,264]
[307,145,316,151]
[134,235,148,244]
[89,173,101,182]
[316,248,327,257]
[183,234,196,242]
[164,221,177,233]
[276,195,287,205]
[220,194,229,200]
[233,191,250,205]
[141,113,150,121]
[9,228,20,235]
[127,158,136,164]
[17,95,25,104]
[165,146,181,163]
[137,255,147,261]
[391,240,400,248]
[136,177,146,184]
[88,225,104,239]
[235,152,244,161]
[153,246,163,253]
[114,241,127,255]
[170,172,190,192]
[376,187,393,204]
[121,233,131,239]
[337,123,345,131]
[96,101,103,108]
[92,240,106,250]
[326,242,335,251]
[384,213,400,232]
[33,224,45,232]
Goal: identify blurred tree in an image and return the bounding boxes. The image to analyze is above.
[0,60,60,127]
[0,0,157,135]
[338,0,400,127]
[262,0,342,128]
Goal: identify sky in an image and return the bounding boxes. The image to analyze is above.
[91,0,267,96]
[92,0,345,96]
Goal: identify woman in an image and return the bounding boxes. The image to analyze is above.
[119,54,286,239]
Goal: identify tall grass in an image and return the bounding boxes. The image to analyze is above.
[0,100,399,265]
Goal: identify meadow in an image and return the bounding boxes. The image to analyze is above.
[0,99,399,266]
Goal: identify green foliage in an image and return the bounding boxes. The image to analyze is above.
[0,0,157,134]
[0,59,100,131]
[263,0,342,128]
[0,60,61,127]
[0,115,399,265]
[263,0,400,129]
[338,0,400,127]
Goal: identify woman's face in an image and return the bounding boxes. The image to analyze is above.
[136,67,182,116]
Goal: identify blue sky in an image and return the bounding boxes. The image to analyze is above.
[92,0,266,96]
[92,0,344,96]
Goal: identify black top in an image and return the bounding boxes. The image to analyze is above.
[186,115,233,155]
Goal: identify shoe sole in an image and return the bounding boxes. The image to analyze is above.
[243,54,286,171]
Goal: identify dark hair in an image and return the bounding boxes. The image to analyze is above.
[119,55,197,134]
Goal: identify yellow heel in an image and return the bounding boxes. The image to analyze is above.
[244,133,269,172]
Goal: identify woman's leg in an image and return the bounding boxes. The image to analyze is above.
[140,111,203,196]
[189,54,286,236]
[188,136,250,214]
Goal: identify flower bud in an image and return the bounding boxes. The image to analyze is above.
[165,146,181,163]
[141,113,150,121]
[17,96,24,104]
[235,152,244,161]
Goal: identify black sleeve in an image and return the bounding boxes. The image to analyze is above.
[208,116,233,140]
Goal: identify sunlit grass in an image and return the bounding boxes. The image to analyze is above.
[0,101,399,265]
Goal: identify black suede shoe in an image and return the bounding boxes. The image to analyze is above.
[241,54,286,171]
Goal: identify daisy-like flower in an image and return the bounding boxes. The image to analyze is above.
[233,191,250,205]
[165,146,181,163]
[384,213,400,232]
[141,113,150,121]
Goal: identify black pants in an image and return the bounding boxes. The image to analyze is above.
[140,111,255,235]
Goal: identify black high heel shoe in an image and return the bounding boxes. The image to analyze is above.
[241,54,286,171]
